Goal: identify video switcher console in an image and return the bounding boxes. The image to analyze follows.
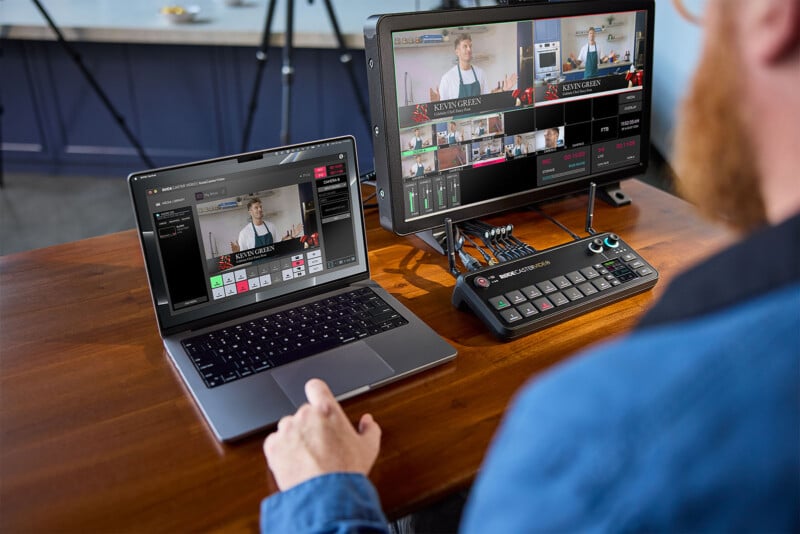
[451,232,658,340]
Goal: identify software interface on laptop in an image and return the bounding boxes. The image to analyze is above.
[130,139,369,331]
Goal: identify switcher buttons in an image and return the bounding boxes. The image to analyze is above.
[580,267,600,279]
[500,308,523,323]
[592,279,612,291]
[505,290,526,305]
[532,297,555,312]
[565,271,587,284]
[536,280,558,294]
[563,287,584,301]
[489,296,511,310]
[551,276,572,289]
[521,285,543,299]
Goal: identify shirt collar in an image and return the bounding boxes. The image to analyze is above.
[637,212,800,329]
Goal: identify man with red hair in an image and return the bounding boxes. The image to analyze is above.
[259,1,800,531]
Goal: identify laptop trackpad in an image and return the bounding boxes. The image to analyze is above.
[271,342,395,407]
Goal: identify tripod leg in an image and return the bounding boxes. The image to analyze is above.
[30,0,154,169]
[280,0,295,145]
[242,0,278,152]
[321,0,371,136]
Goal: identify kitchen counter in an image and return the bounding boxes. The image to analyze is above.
[565,60,633,74]
[0,0,440,48]
[562,60,634,81]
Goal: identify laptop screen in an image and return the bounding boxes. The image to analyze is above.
[129,136,369,334]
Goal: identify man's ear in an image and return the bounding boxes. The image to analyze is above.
[743,0,800,64]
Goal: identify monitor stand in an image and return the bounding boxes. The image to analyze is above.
[415,227,447,255]
[414,181,631,256]
[597,182,632,207]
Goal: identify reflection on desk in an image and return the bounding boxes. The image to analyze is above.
[0,180,731,531]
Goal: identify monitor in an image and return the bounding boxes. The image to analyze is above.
[363,0,654,237]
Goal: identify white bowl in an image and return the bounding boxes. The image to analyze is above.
[160,5,200,24]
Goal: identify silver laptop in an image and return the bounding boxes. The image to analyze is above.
[128,136,456,442]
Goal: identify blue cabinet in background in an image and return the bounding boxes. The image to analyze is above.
[533,20,561,43]
[2,40,374,176]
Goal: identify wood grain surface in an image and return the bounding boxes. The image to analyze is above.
[0,180,731,532]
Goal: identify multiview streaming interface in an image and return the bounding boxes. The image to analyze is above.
[140,154,359,316]
[390,8,648,222]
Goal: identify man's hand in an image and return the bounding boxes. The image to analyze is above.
[263,379,382,491]
[230,241,240,253]
[491,73,519,93]
[502,72,518,91]
[429,87,441,102]
[281,223,304,241]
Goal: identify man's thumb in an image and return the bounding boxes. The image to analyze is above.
[358,413,382,445]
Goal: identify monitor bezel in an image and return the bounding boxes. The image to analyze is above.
[364,0,655,236]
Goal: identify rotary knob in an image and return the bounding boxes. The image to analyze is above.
[603,233,620,249]
[588,238,604,254]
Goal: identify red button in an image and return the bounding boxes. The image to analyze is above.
[473,276,490,289]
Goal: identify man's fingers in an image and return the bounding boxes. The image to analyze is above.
[263,432,278,460]
[304,378,337,415]
[276,414,293,432]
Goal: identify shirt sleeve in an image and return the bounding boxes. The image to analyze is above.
[578,44,588,64]
[439,67,457,101]
[476,66,489,94]
[260,473,389,534]
[238,225,252,251]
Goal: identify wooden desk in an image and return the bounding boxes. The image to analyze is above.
[0,180,730,532]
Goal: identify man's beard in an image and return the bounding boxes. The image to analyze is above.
[673,6,766,233]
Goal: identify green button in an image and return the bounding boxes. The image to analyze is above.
[489,296,510,310]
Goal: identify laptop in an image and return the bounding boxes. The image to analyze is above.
[128,136,456,442]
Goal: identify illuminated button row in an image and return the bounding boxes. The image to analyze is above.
[209,250,323,300]
[487,261,646,324]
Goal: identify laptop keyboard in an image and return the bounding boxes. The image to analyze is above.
[182,287,408,388]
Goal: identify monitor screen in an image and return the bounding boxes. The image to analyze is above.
[364,0,654,236]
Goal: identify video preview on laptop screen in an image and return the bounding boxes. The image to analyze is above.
[130,138,369,331]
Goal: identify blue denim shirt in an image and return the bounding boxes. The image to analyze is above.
[260,214,800,533]
[261,472,388,533]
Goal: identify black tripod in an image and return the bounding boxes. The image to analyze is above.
[241,0,371,151]
[29,0,154,170]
